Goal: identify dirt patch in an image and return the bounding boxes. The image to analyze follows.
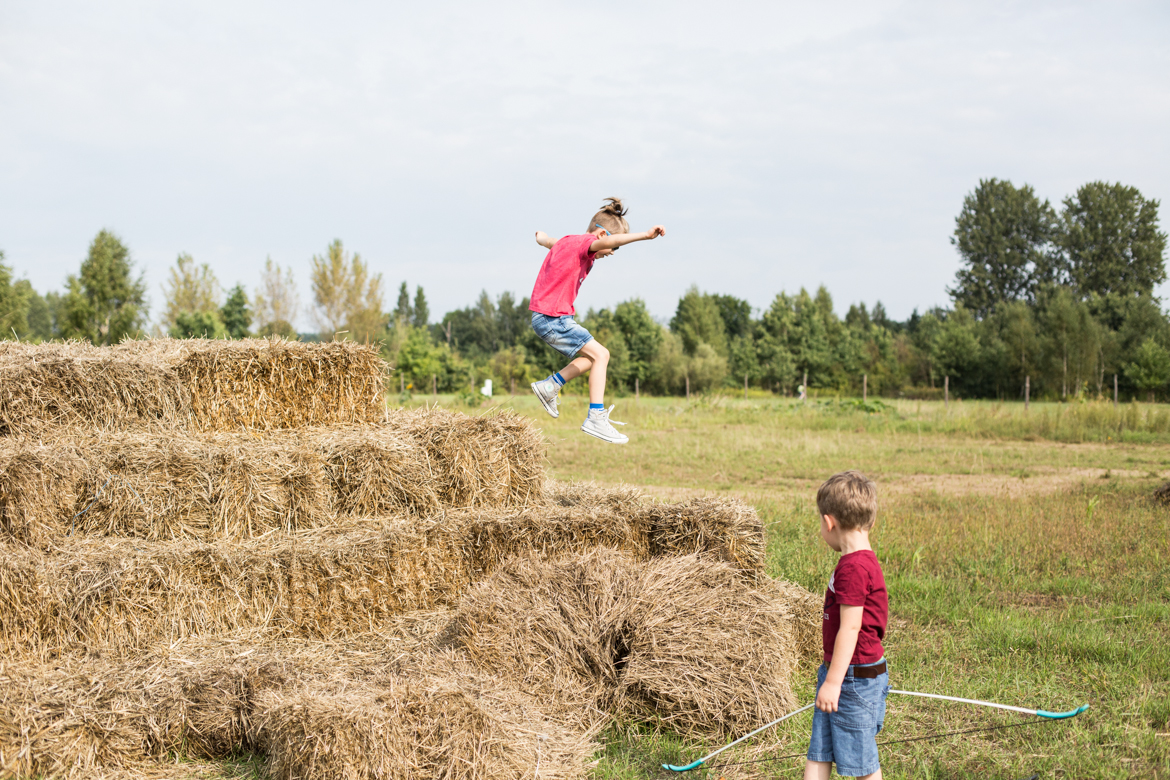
[616,466,1162,505]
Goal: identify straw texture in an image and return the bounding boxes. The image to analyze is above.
[454,549,802,737]
[0,411,546,546]
[0,338,387,436]
[0,487,768,659]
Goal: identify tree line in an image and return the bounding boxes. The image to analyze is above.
[1,178,1166,401]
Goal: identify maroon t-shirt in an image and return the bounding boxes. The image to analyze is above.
[822,550,888,665]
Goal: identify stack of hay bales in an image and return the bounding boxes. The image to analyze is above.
[0,338,820,780]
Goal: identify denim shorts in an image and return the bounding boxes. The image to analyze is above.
[531,313,594,358]
[807,660,889,777]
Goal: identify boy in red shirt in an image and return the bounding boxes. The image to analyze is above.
[806,470,890,780]
[529,197,665,444]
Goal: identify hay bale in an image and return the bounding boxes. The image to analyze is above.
[390,407,544,508]
[254,651,597,780]
[0,523,467,657]
[618,555,797,736]
[1,485,772,657]
[0,657,157,779]
[765,578,824,667]
[173,339,387,431]
[1,633,599,780]
[454,549,800,737]
[0,338,387,436]
[454,549,642,711]
[643,496,764,573]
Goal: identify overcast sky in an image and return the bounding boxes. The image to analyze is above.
[2,1,1167,330]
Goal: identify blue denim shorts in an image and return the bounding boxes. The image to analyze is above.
[531,313,593,358]
[807,661,889,777]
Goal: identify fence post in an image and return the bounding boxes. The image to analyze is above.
[1114,374,1118,406]
[744,374,749,401]
[802,370,808,403]
[401,374,405,394]
[511,378,515,396]
[686,375,691,401]
[944,375,949,408]
[863,374,867,403]
[1025,375,1030,411]
[432,374,436,400]
[635,377,639,400]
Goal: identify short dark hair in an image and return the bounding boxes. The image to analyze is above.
[816,470,877,530]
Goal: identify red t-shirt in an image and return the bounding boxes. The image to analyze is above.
[822,550,888,665]
[529,234,599,317]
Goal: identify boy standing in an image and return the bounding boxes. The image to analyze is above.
[806,470,890,780]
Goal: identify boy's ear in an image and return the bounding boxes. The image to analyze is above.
[822,513,837,530]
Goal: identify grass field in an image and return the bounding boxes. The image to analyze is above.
[494,394,1169,779]
[207,395,1169,779]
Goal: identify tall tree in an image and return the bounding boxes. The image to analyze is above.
[59,229,147,345]
[0,251,32,339]
[412,286,430,329]
[393,282,413,325]
[1060,182,1167,324]
[162,253,221,329]
[671,286,728,356]
[949,178,1060,317]
[309,239,384,341]
[612,298,662,384]
[219,285,251,339]
[253,257,300,338]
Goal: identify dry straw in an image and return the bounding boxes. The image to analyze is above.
[454,548,802,737]
[0,410,544,546]
[0,487,768,658]
[0,338,387,436]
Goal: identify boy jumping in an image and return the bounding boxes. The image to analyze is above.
[528,197,665,444]
[807,470,890,780]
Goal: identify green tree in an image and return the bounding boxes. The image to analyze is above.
[412,286,430,328]
[612,299,662,386]
[219,284,252,339]
[671,286,728,356]
[949,178,1060,317]
[1061,182,1167,328]
[162,253,220,329]
[253,257,300,337]
[711,294,753,340]
[932,304,982,392]
[309,240,384,341]
[170,310,227,339]
[0,252,32,339]
[393,282,413,325]
[21,281,54,341]
[59,229,147,345]
[992,301,1041,396]
[1125,338,1170,402]
[1037,287,1101,398]
[648,329,687,394]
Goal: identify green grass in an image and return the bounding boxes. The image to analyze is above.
[202,395,1170,779]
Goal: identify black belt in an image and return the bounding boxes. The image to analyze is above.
[848,661,887,678]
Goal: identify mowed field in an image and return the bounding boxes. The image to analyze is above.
[493,394,1168,780]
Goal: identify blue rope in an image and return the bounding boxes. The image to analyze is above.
[68,477,111,535]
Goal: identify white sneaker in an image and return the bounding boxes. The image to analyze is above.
[581,404,628,444]
[531,378,560,418]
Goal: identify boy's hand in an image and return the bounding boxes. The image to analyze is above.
[816,680,842,713]
[645,225,665,239]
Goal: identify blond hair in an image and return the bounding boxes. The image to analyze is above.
[816,470,877,530]
[587,197,630,235]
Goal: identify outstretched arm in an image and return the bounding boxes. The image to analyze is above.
[535,231,558,250]
[590,225,666,253]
